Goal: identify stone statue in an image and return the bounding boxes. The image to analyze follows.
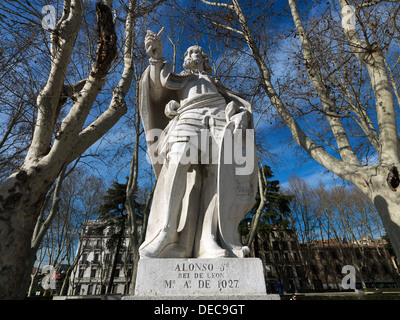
[138,28,257,259]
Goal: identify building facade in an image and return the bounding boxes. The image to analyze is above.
[301,238,400,291]
[68,220,135,296]
[69,222,399,296]
[251,227,306,293]
[252,227,399,293]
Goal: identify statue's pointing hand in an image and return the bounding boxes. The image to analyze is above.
[145,29,164,60]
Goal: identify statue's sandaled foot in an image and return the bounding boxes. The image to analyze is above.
[231,245,250,258]
[195,237,229,258]
[139,228,178,259]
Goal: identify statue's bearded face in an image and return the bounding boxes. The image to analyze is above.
[183,46,205,71]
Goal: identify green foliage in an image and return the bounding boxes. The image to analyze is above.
[240,165,293,237]
[95,180,145,249]
[100,181,127,218]
[93,181,129,249]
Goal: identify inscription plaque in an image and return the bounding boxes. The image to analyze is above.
[135,258,267,296]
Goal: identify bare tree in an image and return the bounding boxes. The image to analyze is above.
[26,167,104,298]
[195,0,400,263]
[0,0,143,298]
[20,167,67,299]
[0,20,42,181]
[287,175,400,288]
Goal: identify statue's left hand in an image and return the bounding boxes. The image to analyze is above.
[226,101,250,133]
[165,100,180,119]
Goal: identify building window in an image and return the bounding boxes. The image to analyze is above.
[117,254,123,263]
[112,284,118,294]
[335,265,342,275]
[87,284,93,295]
[78,267,85,277]
[105,253,110,262]
[86,227,94,236]
[90,268,97,278]
[311,264,319,275]
[74,285,81,295]
[286,266,294,277]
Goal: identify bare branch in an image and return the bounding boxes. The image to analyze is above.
[31,167,67,250]
[220,0,361,182]
[289,0,360,165]
[199,0,234,10]
[340,0,399,164]
[208,18,244,35]
[357,0,400,8]
[68,0,138,161]
[27,0,83,160]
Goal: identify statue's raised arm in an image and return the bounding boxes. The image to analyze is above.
[144,28,166,101]
[145,28,164,60]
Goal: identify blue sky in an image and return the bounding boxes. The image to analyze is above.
[14,0,350,193]
[101,0,342,192]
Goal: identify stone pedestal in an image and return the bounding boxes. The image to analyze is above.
[123,258,280,300]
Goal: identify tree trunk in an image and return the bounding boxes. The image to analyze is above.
[60,233,84,296]
[0,169,55,299]
[0,0,134,299]
[27,248,45,297]
[371,187,400,263]
[106,221,125,295]
[19,248,38,299]
[246,166,266,247]
[17,167,66,299]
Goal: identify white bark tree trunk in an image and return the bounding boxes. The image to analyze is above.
[0,0,136,299]
[368,170,400,262]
